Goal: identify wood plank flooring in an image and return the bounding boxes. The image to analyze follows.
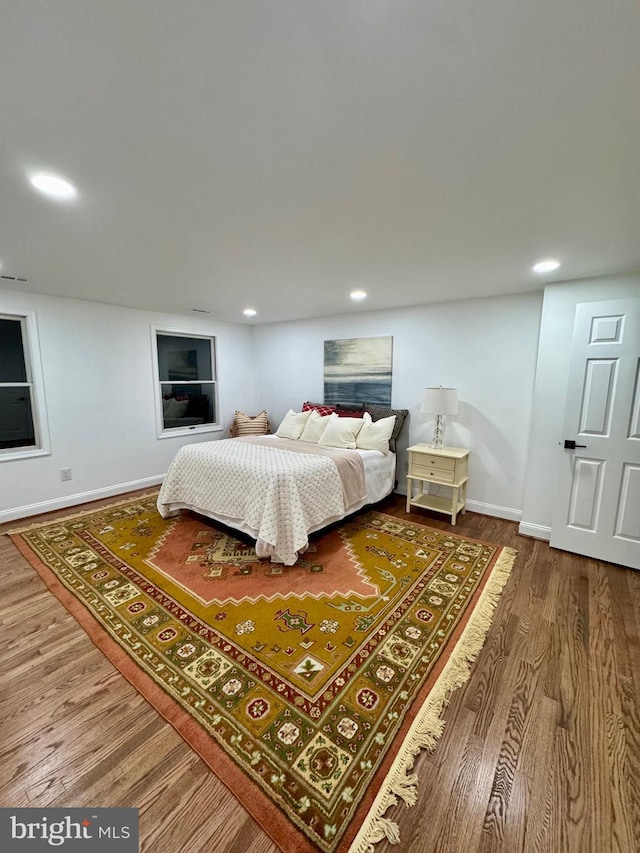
[1,493,639,852]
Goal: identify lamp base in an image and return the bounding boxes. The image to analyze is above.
[431,414,444,448]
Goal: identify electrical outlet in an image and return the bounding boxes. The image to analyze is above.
[60,467,72,481]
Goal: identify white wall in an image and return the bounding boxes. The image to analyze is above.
[520,272,640,538]
[252,291,543,520]
[0,289,255,522]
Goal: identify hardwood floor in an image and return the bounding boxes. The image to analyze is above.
[1,493,639,852]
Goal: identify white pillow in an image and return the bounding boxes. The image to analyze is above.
[276,409,312,440]
[356,411,396,454]
[299,410,334,443]
[318,416,364,450]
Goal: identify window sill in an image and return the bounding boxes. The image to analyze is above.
[157,424,224,440]
[0,447,50,463]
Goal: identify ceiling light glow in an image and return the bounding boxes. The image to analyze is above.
[243,308,257,317]
[350,289,367,301]
[29,172,77,200]
[532,259,560,273]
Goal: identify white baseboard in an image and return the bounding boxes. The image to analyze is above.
[464,500,522,523]
[4,479,535,533]
[0,475,164,525]
[517,521,551,541]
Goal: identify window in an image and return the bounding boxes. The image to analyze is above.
[0,311,49,460]
[153,328,220,436]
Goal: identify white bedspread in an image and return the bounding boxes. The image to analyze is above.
[157,436,370,565]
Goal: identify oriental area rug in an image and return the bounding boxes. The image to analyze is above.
[10,495,516,853]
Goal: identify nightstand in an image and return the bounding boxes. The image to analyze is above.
[406,444,470,525]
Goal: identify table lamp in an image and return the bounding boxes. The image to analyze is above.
[421,386,458,448]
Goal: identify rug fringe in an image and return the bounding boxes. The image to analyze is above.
[389,771,420,806]
[348,546,517,853]
[7,491,160,535]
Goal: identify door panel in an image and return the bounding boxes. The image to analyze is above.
[589,313,624,343]
[567,457,604,530]
[550,298,640,570]
[579,358,616,434]
[615,464,640,541]
[630,360,640,438]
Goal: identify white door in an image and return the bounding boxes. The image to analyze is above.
[550,298,640,570]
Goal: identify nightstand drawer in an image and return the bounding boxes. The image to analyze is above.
[412,454,456,471]
[411,451,456,468]
[412,462,456,483]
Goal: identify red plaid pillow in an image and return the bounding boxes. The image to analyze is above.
[302,401,337,417]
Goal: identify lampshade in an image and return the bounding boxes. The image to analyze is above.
[421,387,458,415]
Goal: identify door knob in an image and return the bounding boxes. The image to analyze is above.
[564,439,587,450]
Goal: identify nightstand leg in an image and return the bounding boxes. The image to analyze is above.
[406,479,411,513]
[451,486,459,525]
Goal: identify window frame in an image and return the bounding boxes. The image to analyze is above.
[0,308,50,461]
[151,324,222,439]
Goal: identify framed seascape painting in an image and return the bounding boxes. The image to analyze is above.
[324,335,393,406]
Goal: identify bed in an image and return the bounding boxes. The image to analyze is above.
[157,430,398,566]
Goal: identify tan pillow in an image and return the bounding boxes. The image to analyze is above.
[299,410,334,443]
[356,412,396,454]
[234,410,269,436]
[276,409,312,440]
[318,416,364,450]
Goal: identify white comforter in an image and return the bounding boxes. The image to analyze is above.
[157,436,371,565]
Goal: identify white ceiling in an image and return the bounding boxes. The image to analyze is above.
[1,1,639,325]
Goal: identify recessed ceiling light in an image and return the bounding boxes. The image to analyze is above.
[243,308,257,317]
[350,289,367,301]
[532,259,561,273]
[29,172,77,200]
